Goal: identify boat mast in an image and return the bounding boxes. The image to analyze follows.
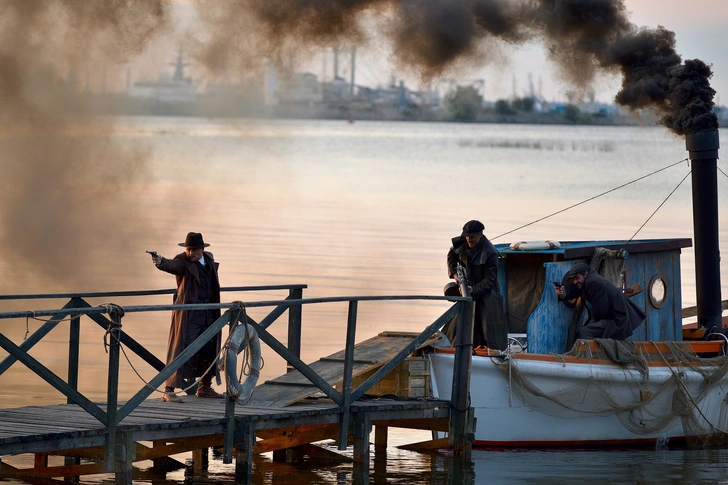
[686,130,722,329]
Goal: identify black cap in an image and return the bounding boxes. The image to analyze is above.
[461,220,485,237]
[444,282,460,297]
[565,262,590,279]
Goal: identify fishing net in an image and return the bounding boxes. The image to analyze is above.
[495,339,728,447]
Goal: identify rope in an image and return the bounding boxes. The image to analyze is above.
[106,308,240,398]
[492,158,689,241]
[650,341,728,435]
[23,312,76,340]
[626,170,691,243]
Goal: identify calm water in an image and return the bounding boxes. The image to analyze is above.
[1,117,728,484]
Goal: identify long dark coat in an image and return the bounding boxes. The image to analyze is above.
[156,251,222,388]
[443,236,508,350]
[562,270,645,340]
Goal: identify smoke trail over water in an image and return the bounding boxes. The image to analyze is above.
[193,0,718,135]
[0,1,171,292]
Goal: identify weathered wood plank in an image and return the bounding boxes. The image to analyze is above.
[248,332,435,407]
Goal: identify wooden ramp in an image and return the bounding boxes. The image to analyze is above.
[248,331,437,408]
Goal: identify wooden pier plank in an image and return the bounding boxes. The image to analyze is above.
[248,331,435,407]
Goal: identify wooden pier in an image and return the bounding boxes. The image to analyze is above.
[0,287,476,484]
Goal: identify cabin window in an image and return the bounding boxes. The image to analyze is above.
[648,275,668,309]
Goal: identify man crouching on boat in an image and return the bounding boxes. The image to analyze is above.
[442,220,507,350]
[556,262,645,340]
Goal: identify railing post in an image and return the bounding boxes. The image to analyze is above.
[67,299,81,402]
[224,311,237,464]
[104,307,123,472]
[338,300,358,450]
[286,287,303,373]
[449,299,474,456]
[66,299,82,479]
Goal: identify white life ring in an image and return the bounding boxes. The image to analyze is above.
[224,323,262,402]
[509,240,561,251]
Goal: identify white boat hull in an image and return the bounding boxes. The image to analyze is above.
[429,351,728,447]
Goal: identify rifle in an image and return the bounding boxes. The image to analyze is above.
[456,263,471,298]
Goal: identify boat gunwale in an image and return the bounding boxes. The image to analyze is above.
[432,339,726,366]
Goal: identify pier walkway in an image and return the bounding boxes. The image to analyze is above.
[0,286,476,484]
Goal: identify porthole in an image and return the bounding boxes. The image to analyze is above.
[648,275,668,309]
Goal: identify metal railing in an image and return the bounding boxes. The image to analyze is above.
[0,286,474,468]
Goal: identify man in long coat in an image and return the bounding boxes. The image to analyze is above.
[151,232,223,402]
[556,262,645,340]
[442,220,508,350]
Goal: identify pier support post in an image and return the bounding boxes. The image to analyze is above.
[352,412,371,464]
[224,393,237,463]
[104,307,123,472]
[65,306,82,481]
[192,448,208,474]
[352,412,372,484]
[374,425,387,454]
[234,424,255,483]
[339,301,358,450]
[114,431,135,485]
[449,299,474,457]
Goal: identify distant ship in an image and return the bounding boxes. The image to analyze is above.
[129,47,197,113]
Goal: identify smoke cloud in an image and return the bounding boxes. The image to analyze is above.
[192,0,718,135]
[0,1,171,292]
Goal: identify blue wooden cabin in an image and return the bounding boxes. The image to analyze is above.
[494,238,692,354]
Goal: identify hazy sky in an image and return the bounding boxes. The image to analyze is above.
[426,0,728,104]
[132,0,728,106]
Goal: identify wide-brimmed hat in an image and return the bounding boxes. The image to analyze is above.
[461,220,485,237]
[178,232,210,248]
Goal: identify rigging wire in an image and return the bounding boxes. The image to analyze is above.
[491,158,689,241]
[626,170,691,243]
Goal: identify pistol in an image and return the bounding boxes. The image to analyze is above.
[146,250,159,258]
[552,281,561,288]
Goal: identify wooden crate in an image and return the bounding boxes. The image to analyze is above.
[350,357,431,398]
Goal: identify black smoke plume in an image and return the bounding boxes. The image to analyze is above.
[192,0,718,135]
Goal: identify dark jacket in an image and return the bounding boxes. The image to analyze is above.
[156,251,222,387]
[444,236,507,350]
[447,236,500,297]
[562,270,645,340]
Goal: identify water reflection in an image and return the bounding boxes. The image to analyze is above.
[97,446,728,485]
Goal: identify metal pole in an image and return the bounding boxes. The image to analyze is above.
[686,130,722,329]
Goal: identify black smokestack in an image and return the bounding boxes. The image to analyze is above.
[0,1,171,292]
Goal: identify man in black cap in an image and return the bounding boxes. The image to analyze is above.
[555,262,645,340]
[443,220,507,350]
[151,232,223,402]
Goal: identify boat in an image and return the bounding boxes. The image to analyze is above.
[426,130,728,448]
